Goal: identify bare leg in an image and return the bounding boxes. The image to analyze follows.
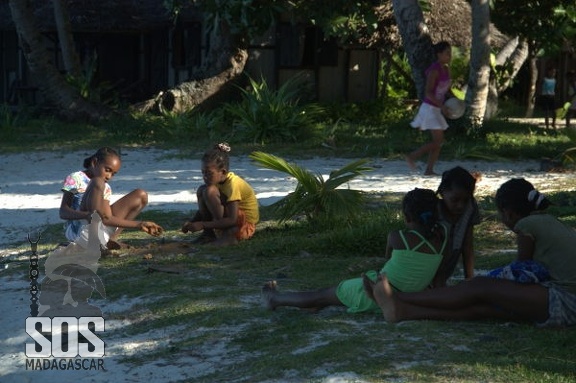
[193,185,220,242]
[373,274,549,323]
[109,188,148,245]
[407,130,444,175]
[361,273,376,302]
[262,281,342,311]
[424,130,444,175]
[405,154,417,171]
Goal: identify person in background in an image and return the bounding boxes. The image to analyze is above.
[539,66,557,132]
[406,41,453,176]
[182,142,259,246]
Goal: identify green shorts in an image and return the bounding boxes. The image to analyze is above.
[336,270,381,314]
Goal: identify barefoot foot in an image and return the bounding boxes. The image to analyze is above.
[372,273,399,323]
[261,280,279,311]
[106,239,131,250]
[361,273,376,302]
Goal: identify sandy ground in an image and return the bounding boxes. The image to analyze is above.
[1,147,574,382]
[0,147,571,247]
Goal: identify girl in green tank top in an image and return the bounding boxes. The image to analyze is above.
[262,188,449,313]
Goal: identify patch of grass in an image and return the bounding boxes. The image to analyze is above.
[5,189,576,382]
[3,109,576,382]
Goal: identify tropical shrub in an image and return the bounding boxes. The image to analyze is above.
[249,151,373,228]
[225,76,324,144]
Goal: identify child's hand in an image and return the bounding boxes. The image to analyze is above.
[140,221,164,236]
[181,221,203,233]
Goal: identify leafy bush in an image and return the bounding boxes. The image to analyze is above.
[249,151,373,228]
[225,76,324,144]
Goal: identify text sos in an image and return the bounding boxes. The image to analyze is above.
[26,317,105,358]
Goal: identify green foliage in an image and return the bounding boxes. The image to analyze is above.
[225,76,324,144]
[249,151,373,227]
[449,46,469,91]
[491,0,576,54]
[65,52,117,106]
[184,0,287,39]
[0,104,23,139]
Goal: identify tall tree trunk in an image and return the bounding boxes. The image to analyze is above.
[391,0,434,100]
[526,53,539,118]
[466,0,491,124]
[9,0,113,122]
[496,37,529,93]
[134,21,248,114]
[485,37,529,118]
[52,0,81,78]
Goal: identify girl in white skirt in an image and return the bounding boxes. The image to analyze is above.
[406,41,453,176]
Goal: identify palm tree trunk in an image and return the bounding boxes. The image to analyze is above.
[390,0,434,100]
[52,0,82,78]
[9,0,113,122]
[466,0,491,124]
[134,20,248,114]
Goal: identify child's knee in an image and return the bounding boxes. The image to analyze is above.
[135,189,148,206]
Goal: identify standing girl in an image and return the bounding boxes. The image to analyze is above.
[371,178,576,327]
[433,166,480,285]
[182,143,259,246]
[262,188,449,313]
[406,41,453,176]
[59,147,163,249]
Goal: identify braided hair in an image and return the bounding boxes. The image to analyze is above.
[403,188,441,239]
[202,142,231,171]
[83,147,120,169]
[495,178,551,216]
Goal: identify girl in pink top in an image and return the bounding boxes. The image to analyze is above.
[407,41,453,176]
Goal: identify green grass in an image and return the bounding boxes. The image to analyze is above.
[4,191,576,382]
[2,110,576,382]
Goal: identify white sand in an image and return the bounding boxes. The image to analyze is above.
[0,147,571,246]
[1,147,573,382]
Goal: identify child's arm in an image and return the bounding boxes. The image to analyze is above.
[461,226,475,279]
[516,232,535,261]
[385,230,403,259]
[59,191,91,221]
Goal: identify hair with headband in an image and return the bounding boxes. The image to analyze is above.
[202,142,231,171]
[495,178,551,216]
[403,188,440,239]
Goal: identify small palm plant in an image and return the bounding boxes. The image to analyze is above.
[226,75,323,144]
[249,151,373,227]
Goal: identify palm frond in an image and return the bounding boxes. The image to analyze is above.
[324,159,373,190]
[250,151,372,226]
[250,151,322,191]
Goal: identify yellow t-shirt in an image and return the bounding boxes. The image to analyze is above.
[217,172,259,224]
